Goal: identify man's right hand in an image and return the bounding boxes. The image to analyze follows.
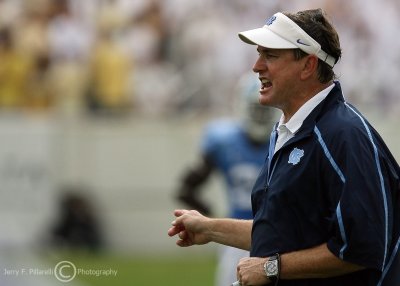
[167,209,212,247]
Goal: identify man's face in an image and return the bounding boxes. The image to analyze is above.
[253,46,304,110]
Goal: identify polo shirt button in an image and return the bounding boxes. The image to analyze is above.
[264,185,268,192]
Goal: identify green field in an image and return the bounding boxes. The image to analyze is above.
[46,251,217,286]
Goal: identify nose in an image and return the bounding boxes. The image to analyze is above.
[253,55,265,74]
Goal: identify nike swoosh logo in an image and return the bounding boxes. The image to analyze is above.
[296,39,311,46]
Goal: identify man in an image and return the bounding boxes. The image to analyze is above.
[168,8,400,286]
[176,74,278,286]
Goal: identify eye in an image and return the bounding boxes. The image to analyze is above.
[258,50,278,60]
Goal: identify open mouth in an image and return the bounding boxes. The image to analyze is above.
[260,78,272,91]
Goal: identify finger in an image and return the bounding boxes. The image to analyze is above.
[178,230,187,240]
[236,265,243,285]
[176,239,192,247]
[171,211,187,227]
[173,209,188,217]
[167,224,185,237]
[167,226,178,237]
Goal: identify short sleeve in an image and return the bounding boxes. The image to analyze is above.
[326,124,392,270]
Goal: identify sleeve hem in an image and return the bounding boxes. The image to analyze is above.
[327,240,383,271]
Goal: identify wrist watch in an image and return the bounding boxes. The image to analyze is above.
[264,254,280,285]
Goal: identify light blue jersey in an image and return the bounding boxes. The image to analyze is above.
[201,119,269,219]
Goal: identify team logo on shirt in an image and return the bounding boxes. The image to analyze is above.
[288,148,304,165]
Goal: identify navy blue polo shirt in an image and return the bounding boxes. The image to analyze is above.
[250,82,400,286]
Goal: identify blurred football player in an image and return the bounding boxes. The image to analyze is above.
[175,74,279,286]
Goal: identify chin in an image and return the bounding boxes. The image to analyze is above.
[258,96,272,106]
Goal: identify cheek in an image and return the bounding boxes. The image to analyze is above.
[274,69,298,91]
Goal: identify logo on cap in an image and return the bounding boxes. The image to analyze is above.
[296,39,311,46]
[266,16,276,26]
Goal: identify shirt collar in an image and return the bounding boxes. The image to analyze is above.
[277,83,335,134]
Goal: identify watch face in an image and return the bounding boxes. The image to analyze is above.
[266,259,279,276]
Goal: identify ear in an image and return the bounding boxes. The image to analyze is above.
[300,55,319,80]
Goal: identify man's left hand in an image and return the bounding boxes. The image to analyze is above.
[236,257,269,285]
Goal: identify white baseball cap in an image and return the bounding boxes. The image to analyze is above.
[238,12,337,68]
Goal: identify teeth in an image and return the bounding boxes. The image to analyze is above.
[261,79,270,84]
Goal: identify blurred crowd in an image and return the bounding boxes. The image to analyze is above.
[0,0,399,118]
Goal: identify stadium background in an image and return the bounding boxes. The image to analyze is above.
[0,0,399,285]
